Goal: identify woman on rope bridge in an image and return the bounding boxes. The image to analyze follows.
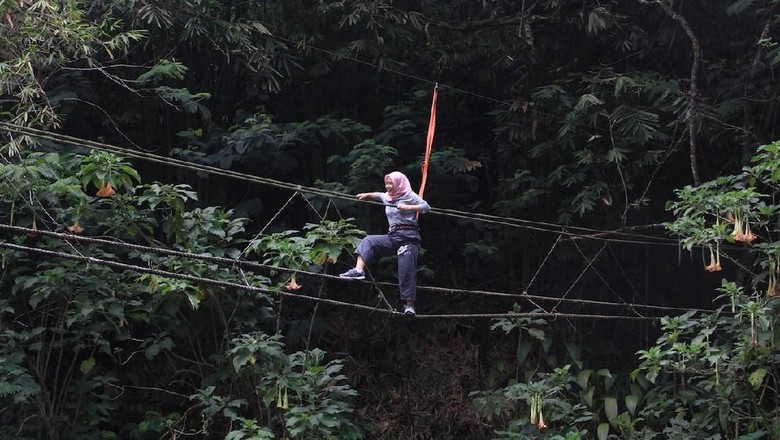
[339,171,431,315]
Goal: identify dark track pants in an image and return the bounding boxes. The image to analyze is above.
[355,229,420,301]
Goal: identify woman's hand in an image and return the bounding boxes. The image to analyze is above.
[397,203,416,212]
[356,193,372,200]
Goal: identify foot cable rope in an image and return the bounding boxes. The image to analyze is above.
[0,223,711,315]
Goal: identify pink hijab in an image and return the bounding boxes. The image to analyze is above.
[386,171,412,201]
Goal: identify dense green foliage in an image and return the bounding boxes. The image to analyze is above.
[2,0,780,438]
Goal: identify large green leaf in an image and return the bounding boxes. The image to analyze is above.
[604,396,618,421]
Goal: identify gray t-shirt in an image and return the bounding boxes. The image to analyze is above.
[375,191,431,227]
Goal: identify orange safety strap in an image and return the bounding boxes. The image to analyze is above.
[418,83,438,199]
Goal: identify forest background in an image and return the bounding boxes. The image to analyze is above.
[1,0,780,439]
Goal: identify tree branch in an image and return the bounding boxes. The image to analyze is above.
[750,12,777,78]
[641,0,702,185]
[428,12,547,32]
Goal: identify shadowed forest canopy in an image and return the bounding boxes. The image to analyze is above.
[1,0,780,439]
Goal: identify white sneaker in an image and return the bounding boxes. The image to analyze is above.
[403,304,416,315]
[339,268,365,280]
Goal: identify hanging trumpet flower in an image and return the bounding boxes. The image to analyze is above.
[96,181,116,197]
[730,212,744,242]
[742,219,757,243]
[742,301,761,347]
[285,274,302,290]
[730,212,758,244]
[750,309,758,347]
[704,244,722,272]
[767,259,777,298]
[67,221,85,234]
[276,386,289,409]
[529,393,547,429]
[715,358,720,386]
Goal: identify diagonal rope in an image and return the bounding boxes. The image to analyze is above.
[239,191,300,259]
[324,196,397,312]
[525,235,563,293]
[551,243,607,314]
[570,240,644,317]
[520,235,564,313]
[299,193,395,312]
[0,149,87,260]
[606,243,644,304]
